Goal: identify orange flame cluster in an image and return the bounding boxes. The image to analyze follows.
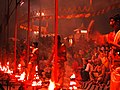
[69,74,78,90]
[0,62,57,89]
[15,72,26,82]
[32,80,42,86]
[0,62,13,74]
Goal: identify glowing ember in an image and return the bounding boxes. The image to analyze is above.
[48,80,55,90]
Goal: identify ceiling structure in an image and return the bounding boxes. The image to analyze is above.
[0,0,120,38]
[17,0,120,37]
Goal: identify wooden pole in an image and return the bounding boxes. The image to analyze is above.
[6,0,10,65]
[90,0,92,6]
[14,0,18,73]
[54,0,58,84]
[39,0,41,59]
[27,0,30,67]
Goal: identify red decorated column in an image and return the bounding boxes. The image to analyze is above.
[27,0,30,67]
[14,0,18,74]
[54,0,58,84]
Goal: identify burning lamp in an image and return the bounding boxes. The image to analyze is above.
[20,0,24,6]
[81,30,87,34]
[69,74,78,90]
[16,0,24,6]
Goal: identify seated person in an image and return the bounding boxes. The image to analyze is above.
[80,58,90,81]
[91,58,106,84]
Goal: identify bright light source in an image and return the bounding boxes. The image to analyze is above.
[37,31,39,34]
[20,0,24,6]
[36,12,44,16]
[34,31,39,34]
[36,12,40,16]
[69,39,73,46]
[70,74,75,79]
[48,80,55,90]
[41,12,45,16]
[81,30,87,33]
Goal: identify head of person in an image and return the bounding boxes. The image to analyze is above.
[109,14,120,33]
[53,35,62,44]
[109,17,115,27]
[57,35,61,42]
[32,42,38,48]
[83,58,88,65]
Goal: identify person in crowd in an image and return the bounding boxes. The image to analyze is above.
[80,58,90,81]
[107,14,120,68]
[72,53,82,81]
[0,84,4,90]
[91,58,106,84]
[47,35,67,88]
[38,55,48,78]
[107,14,120,90]
[27,42,39,80]
[72,53,79,73]
[30,42,39,60]
[98,50,109,69]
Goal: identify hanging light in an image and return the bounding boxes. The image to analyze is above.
[41,12,45,16]
[81,30,87,34]
[20,0,24,6]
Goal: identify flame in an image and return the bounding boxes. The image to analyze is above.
[69,74,77,90]
[35,65,38,71]
[35,75,39,79]
[32,80,42,86]
[17,72,26,81]
[7,69,13,74]
[33,65,39,80]
[31,66,42,86]
[37,80,42,86]
[0,62,13,74]
[70,74,75,79]
[32,81,37,86]
[70,81,77,85]
[18,64,21,70]
[48,80,55,90]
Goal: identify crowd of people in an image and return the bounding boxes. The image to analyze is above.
[70,14,120,88]
[0,14,120,89]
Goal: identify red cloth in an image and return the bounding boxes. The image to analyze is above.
[110,67,120,90]
[108,32,115,42]
[72,61,79,70]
